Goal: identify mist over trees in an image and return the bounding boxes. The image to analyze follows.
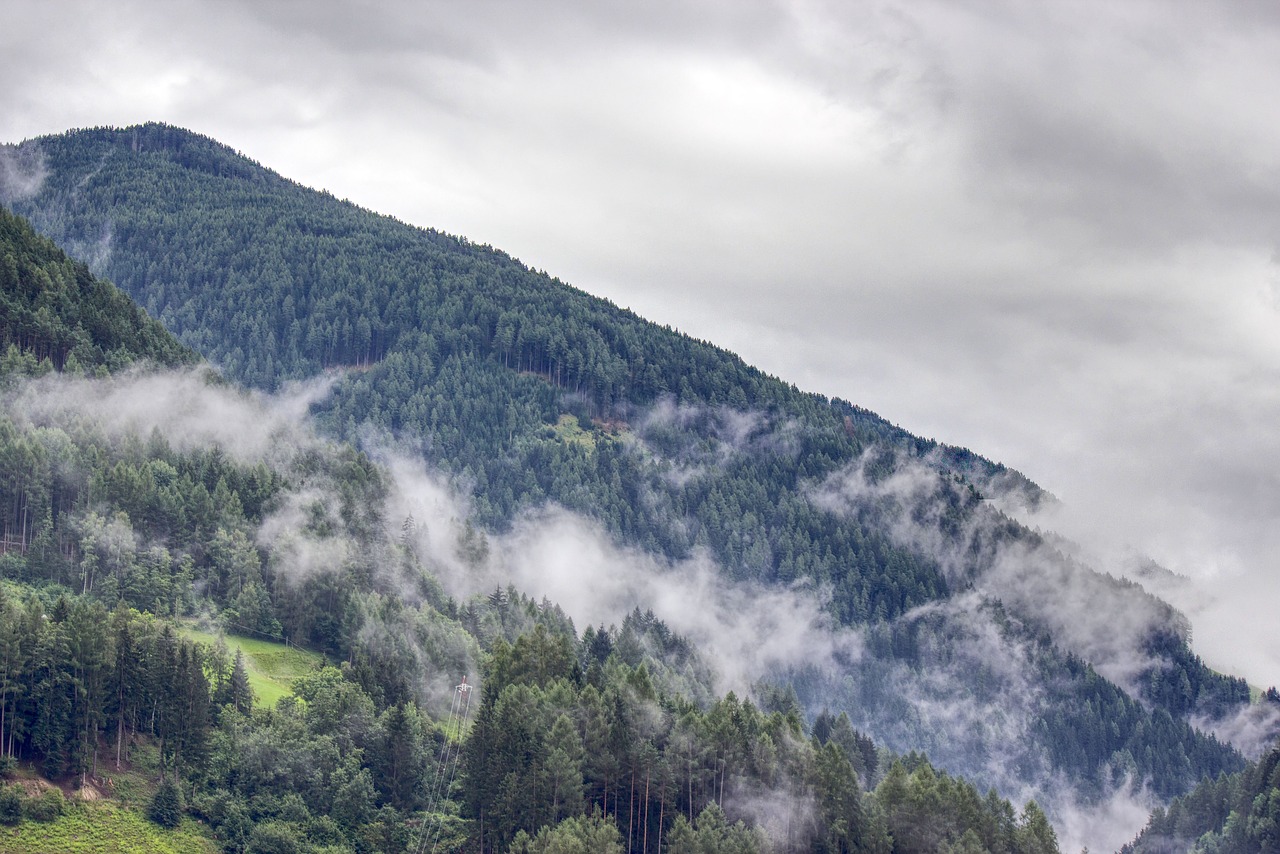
[1,124,1277,851]
[1122,734,1280,854]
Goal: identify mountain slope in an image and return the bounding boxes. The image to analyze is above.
[1123,733,1280,854]
[3,124,1261,834]
[6,123,965,619]
[0,223,1065,854]
[0,205,196,376]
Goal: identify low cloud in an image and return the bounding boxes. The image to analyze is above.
[298,439,866,701]
[724,756,816,848]
[811,591,1171,854]
[807,449,1265,850]
[1190,702,1280,763]
[7,365,337,467]
[630,396,801,487]
[0,141,46,203]
[811,449,1181,697]
[255,485,357,584]
[1052,783,1162,854]
[382,442,863,697]
[500,507,861,696]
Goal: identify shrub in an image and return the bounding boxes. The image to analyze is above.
[22,786,63,822]
[147,777,183,828]
[247,820,301,854]
[0,785,22,825]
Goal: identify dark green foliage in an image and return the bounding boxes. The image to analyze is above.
[227,649,253,715]
[0,206,196,378]
[876,757,1058,854]
[0,784,22,825]
[0,590,215,785]
[1142,626,1253,720]
[0,446,1063,854]
[21,785,63,822]
[369,701,430,811]
[812,708,878,785]
[1123,744,1280,854]
[0,122,1258,852]
[455,617,1059,854]
[663,803,764,853]
[810,599,1245,803]
[148,776,184,828]
[246,820,300,854]
[508,808,624,853]
[0,410,287,613]
[329,765,375,835]
[8,123,972,628]
[7,125,1244,770]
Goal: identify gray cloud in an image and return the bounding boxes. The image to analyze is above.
[384,442,864,696]
[5,0,1279,725]
[0,142,47,203]
[6,366,336,468]
[811,450,1181,700]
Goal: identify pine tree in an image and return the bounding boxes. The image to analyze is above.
[147,776,183,828]
[1016,801,1059,854]
[228,649,253,715]
[544,713,586,822]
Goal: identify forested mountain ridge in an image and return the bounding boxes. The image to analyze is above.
[0,206,1067,853]
[4,123,1274,847]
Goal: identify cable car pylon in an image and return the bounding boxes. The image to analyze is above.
[412,675,475,854]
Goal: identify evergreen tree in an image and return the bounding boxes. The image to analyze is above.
[228,648,253,715]
[148,776,183,828]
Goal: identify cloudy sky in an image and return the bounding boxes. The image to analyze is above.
[4,0,1280,687]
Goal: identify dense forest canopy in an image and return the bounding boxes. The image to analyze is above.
[1122,736,1280,854]
[3,124,1277,851]
[0,205,196,378]
[0,212,1069,852]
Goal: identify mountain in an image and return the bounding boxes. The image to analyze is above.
[0,205,1063,854]
[4,123,1274,848]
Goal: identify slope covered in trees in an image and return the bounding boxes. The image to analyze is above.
[5,124,982,617]
[0,281,1063,853]
[1122,725,1280,854]
[0,204,196,378]
[3,124,1268,834]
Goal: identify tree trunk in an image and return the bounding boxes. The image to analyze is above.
[688,754,693,821]
[642,766,651,854]
[657,791,665,854]
[628,770,635,853]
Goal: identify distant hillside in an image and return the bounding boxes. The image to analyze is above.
[1123,730,1280,854]
[5,124,1030,612]
[0,217,1065,853]
[0,205,196,376]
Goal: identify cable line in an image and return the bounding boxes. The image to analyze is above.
[411,675,474,854]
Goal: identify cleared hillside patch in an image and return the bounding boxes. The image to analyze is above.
[0,801,217,854]
[180,624,324,708]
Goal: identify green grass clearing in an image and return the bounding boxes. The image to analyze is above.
[0,801,217,854]
[551,413,597,449]
[180,624,324,708]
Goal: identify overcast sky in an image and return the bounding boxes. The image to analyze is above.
[4,0,1280,688]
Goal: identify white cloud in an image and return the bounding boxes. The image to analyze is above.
[5,367,336,467]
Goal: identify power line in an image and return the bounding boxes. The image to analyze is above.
[411,675,474,854]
